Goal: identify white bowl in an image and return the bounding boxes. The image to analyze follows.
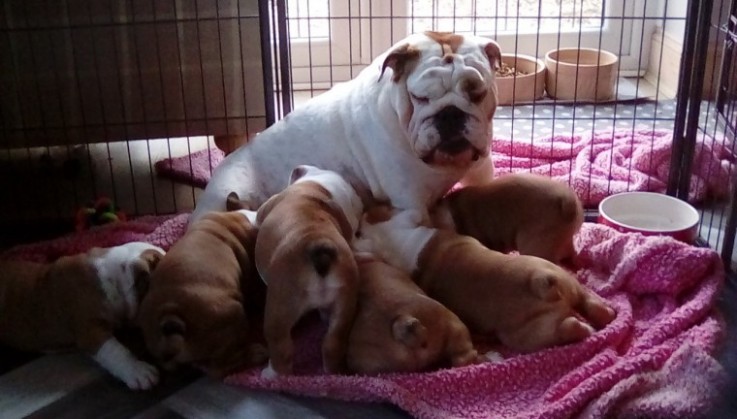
[598,192,699,243]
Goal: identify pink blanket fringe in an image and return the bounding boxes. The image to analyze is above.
[0,215,727,418]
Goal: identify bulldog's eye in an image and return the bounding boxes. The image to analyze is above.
[410,94,429,104]
[469,89,488,103]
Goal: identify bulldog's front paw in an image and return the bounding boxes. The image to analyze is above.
[121,360,160,390]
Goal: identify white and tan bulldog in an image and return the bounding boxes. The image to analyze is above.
[190,31,501,226]
[254,165,363,376]
[356,210,615,353]
[0,242,165,390]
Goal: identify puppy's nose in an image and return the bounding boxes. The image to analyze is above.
[434,105,467,141]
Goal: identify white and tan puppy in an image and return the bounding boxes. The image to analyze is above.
[357,210,615,353]
[0,242,165,390]
[346,252,481,375]
[256,165,363,377]
[137,210,267,378]
[190,31,501,225]
[431,173,584,265]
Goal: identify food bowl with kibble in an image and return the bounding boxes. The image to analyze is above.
[495,54,546,105]
[598,192,700,244]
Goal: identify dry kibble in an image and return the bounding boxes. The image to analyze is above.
[496,62,529,78]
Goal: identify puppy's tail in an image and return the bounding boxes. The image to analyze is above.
[308,240,338,277]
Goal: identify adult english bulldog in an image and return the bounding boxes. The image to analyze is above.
[190,31,501,225]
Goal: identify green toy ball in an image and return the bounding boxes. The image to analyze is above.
[75,197,127,231]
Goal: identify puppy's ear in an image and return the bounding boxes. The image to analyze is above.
[226,192,249,211]
[484,40,502,71]
[160,314,186,337]
[530,274,562,302]
[380,43,421,82]
[133,249,164,298]
[392,314,427,348]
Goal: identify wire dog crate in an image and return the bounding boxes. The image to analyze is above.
[1,0,736,270]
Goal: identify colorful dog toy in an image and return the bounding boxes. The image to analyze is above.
[75,197,127,231]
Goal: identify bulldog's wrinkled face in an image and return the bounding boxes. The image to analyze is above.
[381,32,501,169]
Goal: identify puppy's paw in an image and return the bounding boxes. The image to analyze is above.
[484,351,505,363]
[558,316,595,345]
[122,360,160,390]
[260,361,279,380]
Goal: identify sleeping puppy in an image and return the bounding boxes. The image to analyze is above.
[257,165,363,377]
[0,242,165,390]
[431,173,583,265]
[357,210,615,353]
[136,210,266,378]
[346,252,482,375]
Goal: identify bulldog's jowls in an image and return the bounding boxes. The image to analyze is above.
[255,165,363,376]
[0,242,165,390]
[432,173,584,265]
[137,211,267,378]
[357,210,616,353]
[191,31,501,225]
[346,253,481,375]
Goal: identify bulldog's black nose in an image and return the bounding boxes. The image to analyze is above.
[434,105,469,153]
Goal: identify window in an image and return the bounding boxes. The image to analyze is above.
[285,0,655,89]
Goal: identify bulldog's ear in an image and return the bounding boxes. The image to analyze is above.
[289,165,309,184]
[484,40,502,71]
[226,191,248,211]
[380,43,421,83]
[392,314,427,348]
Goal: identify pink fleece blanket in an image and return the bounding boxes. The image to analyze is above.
[154,129,734,207]
[492,129,733,206]
[0,214,189,262]
[224,223,726,419]
[1,217,726,418]
[155,148,225,189]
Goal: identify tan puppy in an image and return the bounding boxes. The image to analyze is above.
[137,210,266,378]
[0,242,165,389]
[357,210,615,353]
[256,165,364,377]
[431,173,584,264]
[346,253,481,375]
